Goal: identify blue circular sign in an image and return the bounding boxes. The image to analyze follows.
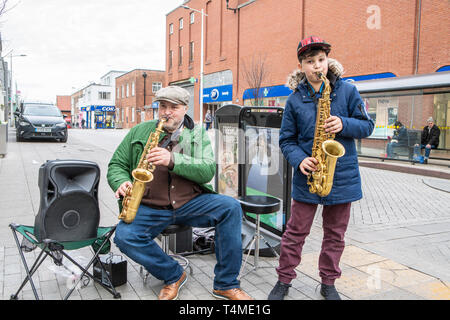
[211,89,219,100]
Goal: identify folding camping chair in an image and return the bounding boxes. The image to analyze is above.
[9,223,121,300]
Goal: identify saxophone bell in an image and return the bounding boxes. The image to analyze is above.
[132,167,154,183]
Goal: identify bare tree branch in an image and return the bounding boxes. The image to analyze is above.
[0,1,8,16]
[242,53,269,106]
[0,1,20,18]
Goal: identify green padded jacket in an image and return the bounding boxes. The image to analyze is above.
[107,118,216,200]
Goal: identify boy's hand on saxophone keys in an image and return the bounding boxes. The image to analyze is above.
[147,147,171,167]
[300,157,318,176]
[324,116,343,133]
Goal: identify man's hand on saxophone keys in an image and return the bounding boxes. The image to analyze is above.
[115,181,133,199]
[146,147,172,167]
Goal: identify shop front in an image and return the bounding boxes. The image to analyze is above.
[93,105,115,129]
[80,105,115,129]
[80,106,93,128]
[243,85,292,107]
[202,84,233,119]
[201,70,233,122]
[146,101,159,120]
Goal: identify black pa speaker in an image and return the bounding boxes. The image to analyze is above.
[34,160,101,242]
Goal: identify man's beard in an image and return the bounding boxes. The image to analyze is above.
[163,117,183,133]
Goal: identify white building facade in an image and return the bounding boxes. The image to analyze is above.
[72,70,125,128]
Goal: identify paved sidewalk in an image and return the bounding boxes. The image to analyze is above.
[1,128,449,300]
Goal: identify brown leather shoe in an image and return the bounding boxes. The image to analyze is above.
[158,272,187,300]
[212,288,254,300]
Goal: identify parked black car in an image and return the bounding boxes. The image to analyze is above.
[15,103,68,142]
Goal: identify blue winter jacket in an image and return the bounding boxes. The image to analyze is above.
[280,61,374,205]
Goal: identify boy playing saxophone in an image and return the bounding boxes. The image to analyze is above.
[268,36,374,300]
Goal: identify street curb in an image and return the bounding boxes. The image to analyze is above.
[359,160,450,180]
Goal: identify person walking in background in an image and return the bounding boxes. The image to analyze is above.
[414,117,440,164]
[204,109,212,131]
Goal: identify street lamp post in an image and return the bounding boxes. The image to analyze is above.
[7,52,27,127]
[182,5,207,126]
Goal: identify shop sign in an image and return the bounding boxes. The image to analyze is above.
[81,106,95,111]
[94,105,115,112]
[203,85,233,103]
[342,72,396,82]
[243,85,292,100]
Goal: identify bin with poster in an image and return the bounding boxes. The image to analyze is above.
[215,105,292,256]
[238,107,292,256]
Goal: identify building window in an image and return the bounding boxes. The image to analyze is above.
[126,84,129,97]
[169,50,173,69]
[98,92,111,100]
[189,41,194,62]
[131,82,135,96]
[169,23,173,34]
[179,18,183,30]
[190,12,195,24]
[121,85,124,98]
[131,107,135,123]
[179,46,183,66]
[152,82,162,93]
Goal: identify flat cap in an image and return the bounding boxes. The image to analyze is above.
[154,86,190,106]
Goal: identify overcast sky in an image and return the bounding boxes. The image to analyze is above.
[1,0,183,103]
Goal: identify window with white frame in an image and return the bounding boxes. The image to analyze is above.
[169,23,173,34]
[169,50,173,69]
[132,82,135,96]
[190,12,195,24]
[126,84,129,97]
[179,18,183,30]
[131,107,135,123]
[121,85,124,98]
[152,82,162,93]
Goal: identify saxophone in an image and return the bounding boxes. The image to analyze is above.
[307,72,345,197]
[118,118,167,223]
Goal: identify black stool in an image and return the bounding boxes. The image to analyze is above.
[238,195,281,278]
[140,224,193,284]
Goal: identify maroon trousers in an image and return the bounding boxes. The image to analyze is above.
[276,200,351,285]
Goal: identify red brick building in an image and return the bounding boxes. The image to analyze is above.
[115,69,165,129]
[166,0,450,153]
[56,95,71,119]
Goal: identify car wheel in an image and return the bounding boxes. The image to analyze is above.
[16,132,23,142]
[60,135,68,143]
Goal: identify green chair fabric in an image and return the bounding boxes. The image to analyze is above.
[9,223,121,300]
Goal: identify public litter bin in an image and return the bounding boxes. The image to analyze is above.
[0,123,7,157]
